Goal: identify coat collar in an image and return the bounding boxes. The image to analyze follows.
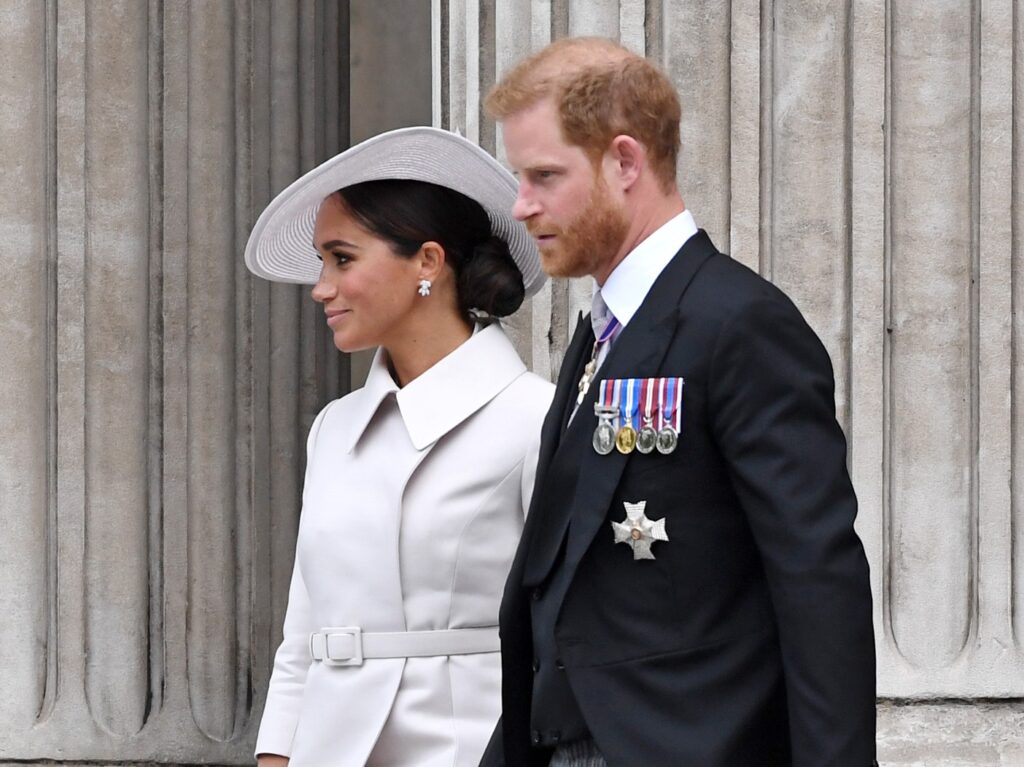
[344,322,527,453]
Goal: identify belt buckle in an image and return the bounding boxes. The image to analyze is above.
[317,626,363,667]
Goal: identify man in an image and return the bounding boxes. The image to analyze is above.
[480,37,877,767]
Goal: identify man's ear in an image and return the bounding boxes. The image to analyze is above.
[417,241,447,282]
[608,135,644,191]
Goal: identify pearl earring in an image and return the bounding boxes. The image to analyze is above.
[417,279,432,297]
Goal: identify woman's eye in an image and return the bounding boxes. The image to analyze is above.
[332,252,351,266]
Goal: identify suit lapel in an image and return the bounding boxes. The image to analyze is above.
[523,231,719,587]
[516,312,593,557]
[554,311,595,436]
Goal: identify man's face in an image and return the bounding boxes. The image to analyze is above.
[501,98,628,280]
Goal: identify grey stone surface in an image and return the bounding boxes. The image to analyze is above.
[878,701,1024,766]
[0,1,350,763]
[0,0,51,737]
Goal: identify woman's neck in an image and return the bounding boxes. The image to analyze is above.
[384,312,474,387]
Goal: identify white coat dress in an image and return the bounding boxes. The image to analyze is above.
[256,323,554,766]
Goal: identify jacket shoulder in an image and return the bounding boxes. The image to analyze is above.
[494,371,555,420]
[688,250,809,327]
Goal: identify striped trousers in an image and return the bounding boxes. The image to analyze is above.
[550,738,607,767]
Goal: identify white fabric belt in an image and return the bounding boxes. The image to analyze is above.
[309,626,500,667]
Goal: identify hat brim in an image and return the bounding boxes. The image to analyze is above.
[244,126,545,298]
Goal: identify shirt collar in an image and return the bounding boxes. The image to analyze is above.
[344,322,527,453]
[597,209,698,328]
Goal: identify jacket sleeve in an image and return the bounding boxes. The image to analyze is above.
[254,405,332,758]
[520,427,544,520]
[708,294,876,766]
[255,560,314,757]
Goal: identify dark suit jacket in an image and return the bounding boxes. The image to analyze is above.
[482,231,876,766]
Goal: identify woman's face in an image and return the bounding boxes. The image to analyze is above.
[311,193,424,353]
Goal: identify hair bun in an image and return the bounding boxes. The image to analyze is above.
[458,235,525,317]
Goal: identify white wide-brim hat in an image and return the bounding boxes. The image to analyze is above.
[244,126,544,297]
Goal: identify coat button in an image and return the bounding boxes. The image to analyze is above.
[531,587,543,601]
[555,658,565,671]
[532,658,541,672]
[531,730,542,745]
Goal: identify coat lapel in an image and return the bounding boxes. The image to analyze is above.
[523,231,719,587]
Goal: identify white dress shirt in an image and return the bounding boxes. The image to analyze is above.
[593,209,698,371]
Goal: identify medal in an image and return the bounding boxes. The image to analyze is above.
[615,379,639,454]
[637,423,658,454]
[636,378,657,454]
[592,380,618,455]
[655,425,678,454]
[577,358,596,406]
[616,425,637,454]
[611,500,669,560]
[592,404,617,455]
[656,377,684,454]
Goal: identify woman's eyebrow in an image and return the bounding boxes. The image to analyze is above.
[315,238,362,250]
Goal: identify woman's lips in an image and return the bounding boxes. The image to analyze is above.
[325,310,349,328]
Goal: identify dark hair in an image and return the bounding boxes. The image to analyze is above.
[333,179,525,318]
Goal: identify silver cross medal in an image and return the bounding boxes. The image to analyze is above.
[611,500,668,560]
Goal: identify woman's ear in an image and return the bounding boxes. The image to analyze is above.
[417,241,446,282]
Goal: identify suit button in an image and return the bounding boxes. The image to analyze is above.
[531,730,542,745]
[532,658,541,672]
[555,658,565,671]
[551,730,561,744]
[531,587,543,601]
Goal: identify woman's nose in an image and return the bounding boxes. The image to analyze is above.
[310,267,335,302]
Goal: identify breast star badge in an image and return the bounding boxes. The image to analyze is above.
[611,500,668,560]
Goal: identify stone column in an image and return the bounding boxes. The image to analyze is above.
[436,1,1024,763]
[0,1,349,763]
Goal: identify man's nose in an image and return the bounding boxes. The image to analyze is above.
[512,188,540,221]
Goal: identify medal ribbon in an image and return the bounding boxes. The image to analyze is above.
[666,377,677,431]
[612,378,624,430]
[597,316,620,345]
[658,377,684,431]
[674,378,684,431]
[601,378,615,411]
[622,378,641,431]
[642,378,655,427]
[657,377,669,431]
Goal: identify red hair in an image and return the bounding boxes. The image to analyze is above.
[486,37,681,192]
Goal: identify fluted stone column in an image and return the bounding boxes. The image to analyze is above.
[0,1,349,763]
[436,1,1024,764]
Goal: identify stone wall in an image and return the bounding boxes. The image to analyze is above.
[0,1,350,763]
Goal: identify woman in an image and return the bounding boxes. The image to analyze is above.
[245,127,553,767]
